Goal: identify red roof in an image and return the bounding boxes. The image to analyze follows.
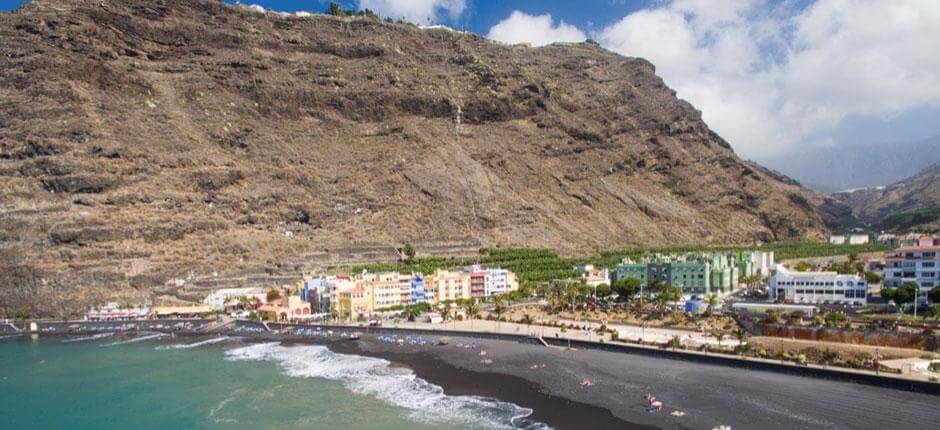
[891,246,940,252]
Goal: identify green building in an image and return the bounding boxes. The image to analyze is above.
[610,252,768,297]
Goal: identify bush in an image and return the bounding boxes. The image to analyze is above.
[13,306,30,320]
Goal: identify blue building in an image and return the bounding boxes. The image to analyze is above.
[411,275,427,304]
[302,278,329,312]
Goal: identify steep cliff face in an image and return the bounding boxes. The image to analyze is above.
[0,0,828,315]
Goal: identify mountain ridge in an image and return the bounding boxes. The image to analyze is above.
[833,162,940,231]
[0,0,828,316]
[757,135,940,192]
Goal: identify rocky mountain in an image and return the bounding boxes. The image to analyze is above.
[0,0,829,316]
[757,135,940,192]
[833,163,940,231]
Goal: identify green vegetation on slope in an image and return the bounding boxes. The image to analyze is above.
[346,242,891,288]
[880,207,940,232]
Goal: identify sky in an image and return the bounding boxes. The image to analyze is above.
[3,0,939,160]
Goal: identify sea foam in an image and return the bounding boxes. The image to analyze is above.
[225,343,549,430]
[101,332,167,347]
[62,332,114,343]
[156,336,230,350]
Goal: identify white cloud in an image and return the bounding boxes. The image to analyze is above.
[594,0,940,158]
[359,0,466,24]
[486,11,586,47]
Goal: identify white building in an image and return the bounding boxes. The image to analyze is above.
[485,268,518,296]
[745,251,775,276]
[86,302,150,320]
[769,264,868,305]
[884,246,939,292]
[203,287,266,310]
[848,234,870,245]
[829,235,846,245]
[578,264,610,287]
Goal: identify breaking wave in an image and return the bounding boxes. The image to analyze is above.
[225,343,549,430]
[62,332,114,343]
[156,336,230,350]
[101,332,167,347]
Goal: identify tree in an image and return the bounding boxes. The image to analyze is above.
[929,305,940,321]
[794,261,814,272]
[327,2,347,16]
[823,311,848,328]
[653,286,681,311]
[847,252,860,263]
[706,294,719,314]
[929,286,940,304]
[492,295,506,322]
[403,243,416,261]
[595,283,612,299]
[612,278,641,302]
[463,299,479,328]
[266,288,281,303]
[865,271,882,284]
[891,283,918,307]
[566,281,583,311]
[403,305,420,322]
[733,327,748,345]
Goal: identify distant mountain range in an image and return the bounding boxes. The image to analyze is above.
[757,135,940,192]
[831,162,940,232]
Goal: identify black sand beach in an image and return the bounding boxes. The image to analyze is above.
[321,334,939,430]
[330,340,650,429]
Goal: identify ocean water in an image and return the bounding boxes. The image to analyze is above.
[0,334,542,430]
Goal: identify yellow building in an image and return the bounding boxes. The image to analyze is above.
[319,276,358,316]
[337,286,373,319]
[367,272,410,310]
[425,269,471,302]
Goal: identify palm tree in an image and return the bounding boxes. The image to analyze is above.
[492,295,506,329]
[463,299,479,329]
[733,327,748,346]
[403,305,420,323]
[714,332,726,349]
[567,282,581,312]
[706,294,719,314]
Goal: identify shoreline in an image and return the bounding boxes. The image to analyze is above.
[324,338,653,430]
[12,317,940,393]
[9,328,940,429]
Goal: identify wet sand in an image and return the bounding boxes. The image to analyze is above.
[329,339,651,429]
[323,334,939,430]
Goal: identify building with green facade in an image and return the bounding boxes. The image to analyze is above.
[609,251,773,297]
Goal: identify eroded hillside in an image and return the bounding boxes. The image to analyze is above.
[0,0,828,315]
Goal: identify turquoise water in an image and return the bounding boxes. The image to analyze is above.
[0,334,524,430]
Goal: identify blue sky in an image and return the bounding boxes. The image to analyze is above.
[3,0,938,158]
